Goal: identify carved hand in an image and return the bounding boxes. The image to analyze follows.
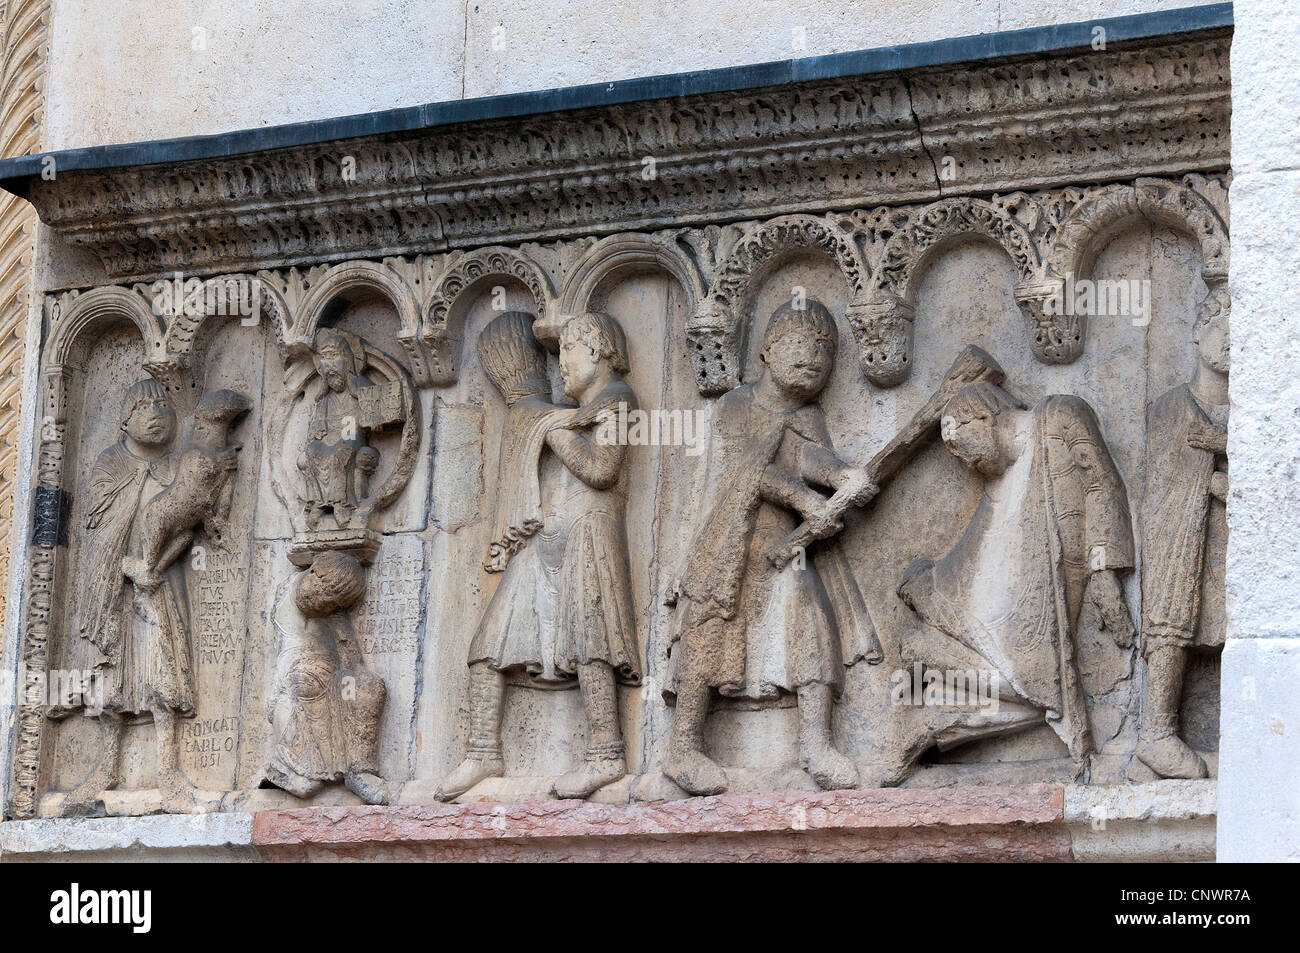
[1210,470,1229,501]
[1089,569,1134,647]
[357,445,380,475]
[839,465,880,507]
[804,503,845,542]
[1186,424,1227,455]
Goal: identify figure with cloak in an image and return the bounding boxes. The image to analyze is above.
[437,311,641,801]
[266,550,390,804]
[297,328,381,529]
[663,299,883,797]
[1137,287,1230,779]
[57,380,200,814]
[897,381,1135,775]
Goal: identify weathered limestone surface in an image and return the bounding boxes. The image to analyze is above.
[0,12,1245,861]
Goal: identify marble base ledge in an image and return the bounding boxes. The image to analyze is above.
[1,781,1215,863]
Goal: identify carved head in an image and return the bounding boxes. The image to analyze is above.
[559,311,629,400]
[120,378,176,448]
[295,551,367,618]
[313,328,365,393]
[760,299,838,402]
[476,311,549,404]
[1194,286,1230,376]
[940,382,1027,478]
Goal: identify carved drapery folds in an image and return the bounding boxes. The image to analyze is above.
[6,169,1233,817]
[3,23,1235,818]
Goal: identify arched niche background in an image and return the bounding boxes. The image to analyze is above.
[696,253,866,775]
[409,274,563,789]
[835,220,1217,781]
[235,270,429,790]
[40,289,276,799]
[253,276,429,541]
[165,304,269,794]
[690,215,871,395]
[42,297,169,797]
[422,247,554,383]
[411,248,691,794]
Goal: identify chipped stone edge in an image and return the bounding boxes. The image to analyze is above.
[1064,780,1217,863]
[0,811,255,857]
[0,781,1216,861]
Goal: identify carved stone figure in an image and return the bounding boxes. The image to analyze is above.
[664,300,883,796]
[267,551,391,804]
[897,382,1135,774]
[297,328,384,529]
[1137,287,1230,779]
[437,311,641,802]
[58,381,250,815]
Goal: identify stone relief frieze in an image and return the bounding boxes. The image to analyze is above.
[5,157,1232,817]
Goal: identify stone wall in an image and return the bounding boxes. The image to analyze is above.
[1217,0,1300,862]
[3,3,1293,863]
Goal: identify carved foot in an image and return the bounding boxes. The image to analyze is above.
[551,750,625,800]
[61,784,110,818]
[803,742,859,791]
[663,749,728,797]
[345,770,394,805]
[1136,731,1208,780]
[433,753,504,802]
[264,763,323,799]
[158,773,198,814]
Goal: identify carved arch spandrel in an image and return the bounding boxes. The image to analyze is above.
[293,258,421,358]
[1045,178,1230,289]
[42,285,164,423]
[138,274,292,412]
[422,246,553,381]
[155,273,292,364]
[860,197,1046,380]
[1021,179,1230,364]
[689,215,869,395]
[553,233,706,343]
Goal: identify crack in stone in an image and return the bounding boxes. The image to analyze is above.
[903,75,944,197]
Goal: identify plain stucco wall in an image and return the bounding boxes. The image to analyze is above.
[47,0,1222,150]
[1218,0,1300,863]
